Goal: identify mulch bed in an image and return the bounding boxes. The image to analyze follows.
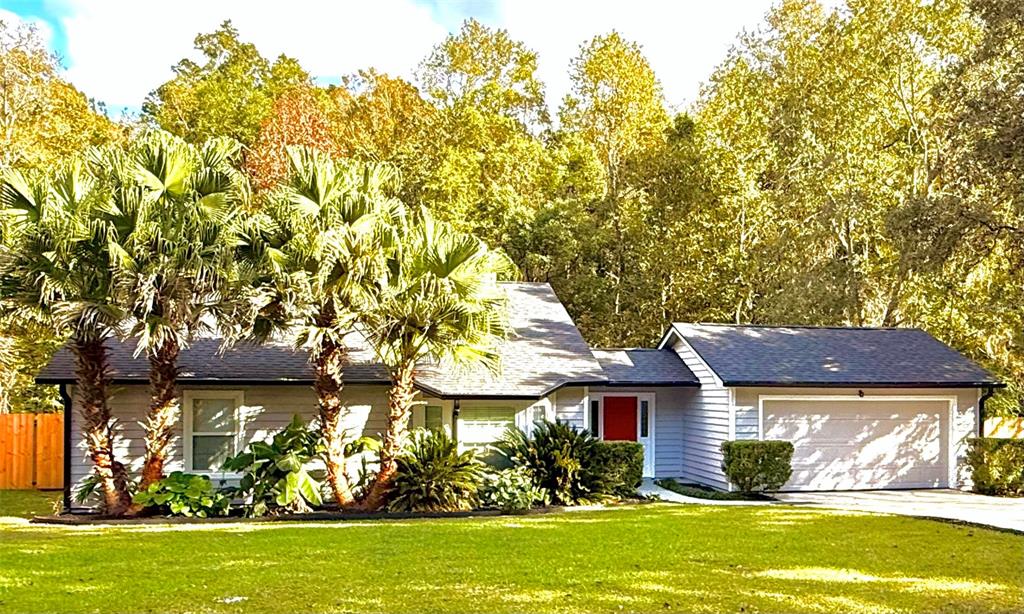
[29,501,651,525]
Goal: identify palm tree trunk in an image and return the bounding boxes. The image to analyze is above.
[71,338,132,516]
[359,361,416,510]
[136,337,180,497]
[315,336,355,507]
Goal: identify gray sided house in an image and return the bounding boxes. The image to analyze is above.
[39,282,1002,509]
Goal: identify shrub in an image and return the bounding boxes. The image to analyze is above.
[721,440,793,493]
[387,429,484,512]
[590,441,644,498]
[223,415,325,516]
[480,467,548,512]
[132,472,231,517]
[496,420,603,505]
[967,438,1024,496]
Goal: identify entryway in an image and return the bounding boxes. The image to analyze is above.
[591,393,655,477]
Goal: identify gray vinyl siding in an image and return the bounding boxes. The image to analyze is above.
[589,385,696,477]
[670,337,731,490]
[69,384,391,493]
[553,386,586,430]
[734,407,759,440]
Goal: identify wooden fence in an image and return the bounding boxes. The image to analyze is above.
[0,413,63,489]
[985,416,1024,439]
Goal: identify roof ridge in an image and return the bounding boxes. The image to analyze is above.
[676,322,924,332]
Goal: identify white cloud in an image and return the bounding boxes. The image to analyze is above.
[50,0,447,112]
[0,8,56,49]
[45,0,795,115]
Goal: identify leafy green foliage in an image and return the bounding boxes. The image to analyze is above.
[590,441,644,498]
[132,471,230,517]
[387,429,483,512]
[721,440,794,493]
[496,420,605,505]
[142,21,309,146]
[223,415,325,516]
[966,438,1024,496]
[479,466,547,512]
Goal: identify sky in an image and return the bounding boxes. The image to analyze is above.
[0,0,784,117]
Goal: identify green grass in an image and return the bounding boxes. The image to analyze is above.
[0,490,61,518]
[1,505,1021,613]
[656,478,773,501]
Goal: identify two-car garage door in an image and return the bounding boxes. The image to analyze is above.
[762,399,950,491]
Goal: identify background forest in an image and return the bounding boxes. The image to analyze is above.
[2,0,1022,414]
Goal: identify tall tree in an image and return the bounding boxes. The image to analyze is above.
[101,132,251,493]
[0,162,132,514]
[143,21,310,147]
[243,148,404,506]
[558,31,670,344]
[358,210,511,510]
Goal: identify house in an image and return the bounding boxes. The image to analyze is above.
[38,282,1002,509]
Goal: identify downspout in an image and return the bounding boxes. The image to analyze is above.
[59,384,72,514]
[978,386,996,437]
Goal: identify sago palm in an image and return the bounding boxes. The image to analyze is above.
[101,132,251,493]
[239,147,403,506]
[0,161,133,515]
[359,210,511,510]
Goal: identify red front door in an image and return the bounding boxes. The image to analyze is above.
[603,396,638,441]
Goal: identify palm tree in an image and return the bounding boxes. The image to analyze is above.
[0,162,133,515]
[358,210,512,510]
[101,132,251,493]
[239,147,404,506]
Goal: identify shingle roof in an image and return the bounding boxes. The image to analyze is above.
[590,349,699,386]
[37,282,609,398]
[669,323,1001,388]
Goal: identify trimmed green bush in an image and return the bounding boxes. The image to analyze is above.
[132,472,230,517]
[387,429,484,512]
[721,440,794,493]
[967,438,1024,496]
[591,441,644,498]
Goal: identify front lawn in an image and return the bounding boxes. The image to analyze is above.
[1,505,1021,613]
[0,490,61,519]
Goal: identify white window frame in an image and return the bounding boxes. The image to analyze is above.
[182,389,245,475]
[757,394,958,488]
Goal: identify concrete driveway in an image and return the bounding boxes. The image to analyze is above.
[775,489,1024,533]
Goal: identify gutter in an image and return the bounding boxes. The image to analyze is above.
[59,384,72,514]
[978,385,997,437]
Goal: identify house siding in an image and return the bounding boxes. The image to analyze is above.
[68,384,542,497]
[553,386,586,430]
[732,386,981,488]
[669,336,731,490]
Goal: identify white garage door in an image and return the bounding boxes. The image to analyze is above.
[762,399,950,491]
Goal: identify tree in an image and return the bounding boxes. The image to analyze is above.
[246,86,341,191]
[0,162,133,514]
[0,18,119,172]
[244,148,404,506]
[558,31,670,344]
[143,21,310,146]
[358,211,511,510]
[101,132,252,494]
[418,18,548,127]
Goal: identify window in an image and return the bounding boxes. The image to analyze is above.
[185,391,242,472]
[425,405,443,431]
[640,399,650,438]
[458,407,515,451]
[590,400,601,438]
